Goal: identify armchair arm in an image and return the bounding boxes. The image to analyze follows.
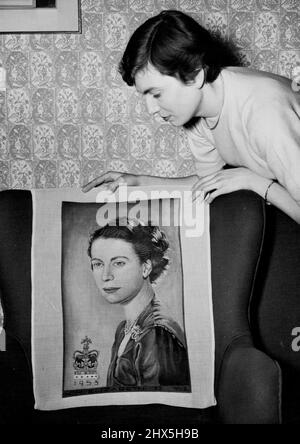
[210,191,282,423]
[217,336,281,424]
[0,331,34,424]
[0,190,33,361]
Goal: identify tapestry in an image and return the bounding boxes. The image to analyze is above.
[31,186,215,410]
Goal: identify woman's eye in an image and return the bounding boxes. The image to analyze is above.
[114,261,126,267]
[92,262,103,270]
[153,93,161,99]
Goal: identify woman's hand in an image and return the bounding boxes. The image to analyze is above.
[192,167,261,204]
[82,171,139,193]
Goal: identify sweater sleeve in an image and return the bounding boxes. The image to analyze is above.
[247,99,300,203]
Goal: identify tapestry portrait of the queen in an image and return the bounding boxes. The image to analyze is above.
[62,199,190,396]
[31,187,215,410]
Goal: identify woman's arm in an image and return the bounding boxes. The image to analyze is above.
[193,167,300,224]
[82,171,199,193]
[251,177,300,224]
[82,168,300,223]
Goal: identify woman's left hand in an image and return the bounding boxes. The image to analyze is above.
[192,167,259,204]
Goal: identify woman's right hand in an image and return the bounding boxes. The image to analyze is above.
[82,171,139,193]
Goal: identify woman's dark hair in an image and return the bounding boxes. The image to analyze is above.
[119,9,240,86]
[88,218,169,284]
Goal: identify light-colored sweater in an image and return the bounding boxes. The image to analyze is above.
[185,67,300,203]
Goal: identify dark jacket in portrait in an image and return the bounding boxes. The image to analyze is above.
[106,297,190,391]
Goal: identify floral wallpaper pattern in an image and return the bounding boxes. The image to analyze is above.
[0,0,299,189]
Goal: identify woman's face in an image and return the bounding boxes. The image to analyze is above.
[90,237,150,305]
[134,63,205,127]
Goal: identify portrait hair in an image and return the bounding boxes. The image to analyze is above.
[119,9,240,86]
[88,218,169,284]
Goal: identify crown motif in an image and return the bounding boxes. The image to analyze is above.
[151,227,162,244]
[73,336,99,387]
[126,217,145,230]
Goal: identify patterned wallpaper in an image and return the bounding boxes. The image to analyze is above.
[0,0,299,190]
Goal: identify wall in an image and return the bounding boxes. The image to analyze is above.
[0,0,299,189]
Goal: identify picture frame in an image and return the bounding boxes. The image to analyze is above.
[0,1,36,8]
[0,0,81,33]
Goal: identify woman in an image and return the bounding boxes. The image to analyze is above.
[83,10,300,224]
[87,218,190,390]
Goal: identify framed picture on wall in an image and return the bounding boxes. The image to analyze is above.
[0,0,81,33]
[0,1,36,8]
